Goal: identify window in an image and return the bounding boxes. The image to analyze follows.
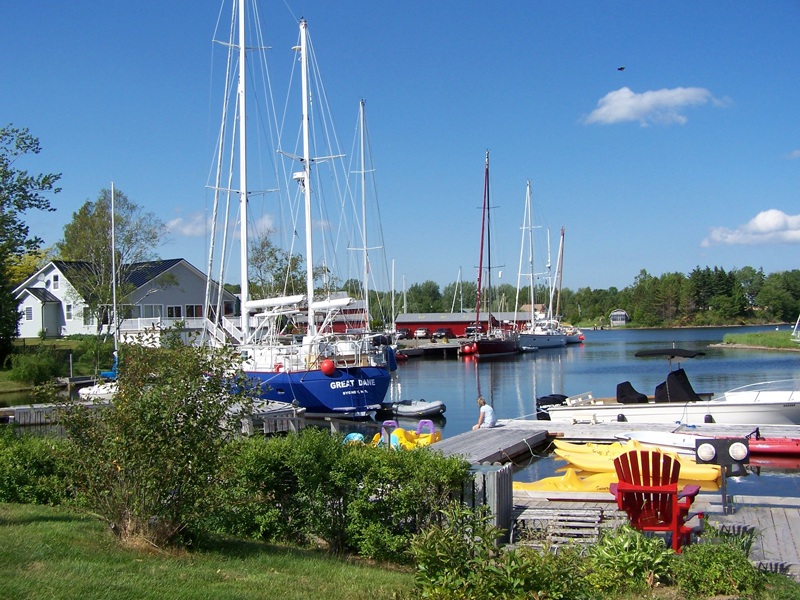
[83,310,95,326]
[65,304,73,320]
[185,305,203,318]
[141,304,162,318]
[52,274,59,290]
[167,306,182,319]
[25,307,33,321]
[224,301,235,316]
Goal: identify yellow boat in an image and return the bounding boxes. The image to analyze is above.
[553,439,632,455]
[553,447,721,481]
[514,468,720,493]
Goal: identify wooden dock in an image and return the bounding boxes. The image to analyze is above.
[433,423,548,463]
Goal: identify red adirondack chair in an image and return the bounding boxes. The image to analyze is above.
[609,449,702,552]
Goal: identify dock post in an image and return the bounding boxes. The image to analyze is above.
[464,463,513,543]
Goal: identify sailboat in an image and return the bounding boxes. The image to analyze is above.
[469,151,518,358]
[203,4,391,417]
[514,181,566,351]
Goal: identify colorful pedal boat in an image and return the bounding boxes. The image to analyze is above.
[369,419,442,450]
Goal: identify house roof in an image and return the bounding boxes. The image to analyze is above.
[23,288,60,303]
[125,258,184,288]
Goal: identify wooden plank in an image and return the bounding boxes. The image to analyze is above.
[434,427,548,463]
[771,508,800,565]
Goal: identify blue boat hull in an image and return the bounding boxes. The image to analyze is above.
[247,366,391,416]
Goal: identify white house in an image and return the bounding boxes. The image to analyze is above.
[14,258,237,339]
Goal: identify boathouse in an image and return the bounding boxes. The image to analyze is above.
[609,309,629,327]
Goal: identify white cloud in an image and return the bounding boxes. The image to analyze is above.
[583,86,720,126]
[702,209,800,247]
[167,212,208,237]
[787,150,800,159]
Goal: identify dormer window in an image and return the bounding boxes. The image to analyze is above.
[53,275,59,290]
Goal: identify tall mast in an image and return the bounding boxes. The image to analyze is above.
[514,180,533,328]
[555,227,565,320]
[360,99,369,331]
[238,0,250,339]
[110,182,118,353]
[475,151,489,329]
[391,259,395,331]
[486,152,493,330]
[300,19,315,336]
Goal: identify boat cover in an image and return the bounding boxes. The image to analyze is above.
[616,381,648,404]
[654,368,703,404]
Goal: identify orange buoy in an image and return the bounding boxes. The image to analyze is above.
[461,344,473,355]
[320,359,336,376]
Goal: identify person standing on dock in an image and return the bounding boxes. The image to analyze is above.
[472,397,496,429]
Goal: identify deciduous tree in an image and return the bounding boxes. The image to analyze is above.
[0,125,60,359]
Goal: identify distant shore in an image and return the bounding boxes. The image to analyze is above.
[709,343,800,352]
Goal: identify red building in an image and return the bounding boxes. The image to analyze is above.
[395,311,533,336]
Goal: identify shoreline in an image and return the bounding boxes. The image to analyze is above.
[708,342,800,352]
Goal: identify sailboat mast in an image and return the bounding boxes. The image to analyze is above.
[527,182,535,326]
[238,0,250,339]
[555,226,565,320]
[486,152,493,329]
[360,99,369,331]
[110,182,118,352]
[300,19,315,336]
[475,151,489,328]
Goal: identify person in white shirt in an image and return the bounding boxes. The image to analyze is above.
[472,396,496,430]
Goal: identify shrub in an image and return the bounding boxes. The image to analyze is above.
[408,502,590,600]
[208,430,471,559]
[72,335,115,375]
[53,331,257,547]
[5,345,66,384]
[674,540,765,599]
[586,524,674,593]
[0,425,69,505]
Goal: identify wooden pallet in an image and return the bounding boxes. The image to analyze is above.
[511,505,626,548]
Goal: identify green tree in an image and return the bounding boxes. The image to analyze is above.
[0,125,61,360]
[407,280,443,313]
[248,227,305,298]
[56,188,167,333]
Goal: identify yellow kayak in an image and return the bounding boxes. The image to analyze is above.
[553,439,632,455]
[514,468,720,493]
[553,447,721,481]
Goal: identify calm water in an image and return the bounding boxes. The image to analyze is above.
[387,325,800,496]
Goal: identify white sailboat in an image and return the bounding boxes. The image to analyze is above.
[202,3,391,417]
[514,181,566,351]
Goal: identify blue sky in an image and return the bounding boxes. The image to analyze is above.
[3,1,799,292]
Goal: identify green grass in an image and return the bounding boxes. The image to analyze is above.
[722,330,799,349]
[0,504,414,600]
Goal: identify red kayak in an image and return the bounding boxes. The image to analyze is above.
[747,437,800,456]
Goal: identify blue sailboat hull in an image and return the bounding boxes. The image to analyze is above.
[247,366,391,416]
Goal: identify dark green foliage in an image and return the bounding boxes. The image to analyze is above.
[0,124,60,362]
[408,502,590,599]
[585,524,674,594]
[5,344,68,384]
[208,429,471,559]
[72,335,115,375]
[53,330,257,547]
[0,425,69,504]
[674,540,765,598]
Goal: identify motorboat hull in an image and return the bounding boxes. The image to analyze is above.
[247,365,391,417]
[378,399,446,418]
[546,397,800,426]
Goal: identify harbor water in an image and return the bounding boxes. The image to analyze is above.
[388,325,800,497]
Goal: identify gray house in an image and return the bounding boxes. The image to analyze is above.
[609,309,630,327]
[14,258,237,339]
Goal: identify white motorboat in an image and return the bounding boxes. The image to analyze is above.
[77,381,117,401]
[545,376,800,425]
[378,398,446,418]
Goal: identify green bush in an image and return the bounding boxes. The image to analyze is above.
[5,345,66,384]
[674,540,765,599]
[208,429,471,559]
[408,502,590,600]
[586,525,674,593]
[72,335,115,375]
[53,332,257,547]
[0,425,69,504]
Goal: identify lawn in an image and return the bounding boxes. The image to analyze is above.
[0,504,415,600]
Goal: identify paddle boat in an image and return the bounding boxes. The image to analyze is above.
[368,419,442,450]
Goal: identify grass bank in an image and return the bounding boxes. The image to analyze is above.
[0,504,414,600]
[721,330,799,350]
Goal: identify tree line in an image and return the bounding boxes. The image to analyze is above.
[386,266,800,327]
